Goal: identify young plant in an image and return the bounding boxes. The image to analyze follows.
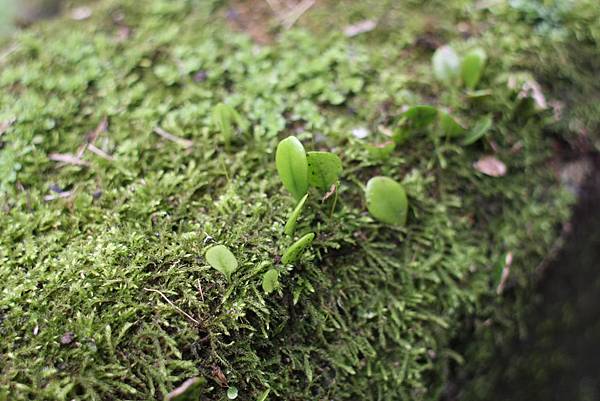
[365,176,408,226]
[281,232,315,265]
[284,194,308,236]
[262,269,280,294]
[306,151,343,191]
[439,111,466,138]
[205,245,238,281]
[461,48,487,89]
[394,105,438,144]
[462,115,492,145]
[212,103,242,148]
[432,45,461,85]
[276,136,309,201]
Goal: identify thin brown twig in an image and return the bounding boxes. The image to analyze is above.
[153,127,194,149]
[87,144,114,161]
[49,153,90,167]
[144,288,200,325]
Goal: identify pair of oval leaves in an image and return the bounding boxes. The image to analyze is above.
[276,136,342,201]
[432,46,487,89]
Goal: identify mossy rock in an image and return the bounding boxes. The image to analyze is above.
[1,0,593,400]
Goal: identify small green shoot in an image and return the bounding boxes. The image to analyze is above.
[281,233,315,265]
[306,151,343,191]
[205,245,238,281]
[461,48,487,89]
[365,141,396,160]
[212,103,242,148]
[462,115,493,145]
[365,176,409,226]
[439,111,466,138]
[276,136,309,201]
[262,269,280,294]
[432,45,460,84]
[284,194,308,236]
[256,389,270,401]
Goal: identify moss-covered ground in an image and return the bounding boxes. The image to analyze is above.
[0,0,598,400]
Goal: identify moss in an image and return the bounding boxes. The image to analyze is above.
[0,0,583,400]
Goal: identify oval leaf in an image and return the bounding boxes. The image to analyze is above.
[365,176,409,226]
[276,136,309,201]
[284,194,308,236]
[306,151,343,191]
[439,111,466,138]
[461,48,487,89]
[205,245,238,280]
[281,232,315,265]
[401,105,438,130]
[432,45,460,84]
[262,269,280,294]
[462,115,492,145]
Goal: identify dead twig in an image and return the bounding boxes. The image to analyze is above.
[49,153,90,167]
[87,144,114,161]
[144,288,200,325]
[44,190,74,202]
[153,127,194,149]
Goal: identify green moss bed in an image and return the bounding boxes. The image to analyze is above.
[0,0,598,400]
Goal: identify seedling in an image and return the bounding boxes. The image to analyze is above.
[439,111,466,138]
[432,45,460,84]
[262,269,280,294]
[205,245,238,281]
[462,115,492,145]
[212,103,242,148]
[281,232,315,265]
[276,136,309,201]
[365,176,408,226]
[461,48,487,89]
[284,194,308,236]
[306,151,343,191]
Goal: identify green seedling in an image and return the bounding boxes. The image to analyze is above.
[284,194,308,236]
[276,136,309,201]
[439,111,466,138]
[365,141,396,160]
[461,48,487,89]
[256,389,270,401]
[365,176,409,226]
[262,269,280,294]
[212,103,242,148]
[205,245,238,281]
[394,105,439,144]
[306,151,343,191]
[462,115,493,145]
[432,45,460,84]
[282,232,315,265]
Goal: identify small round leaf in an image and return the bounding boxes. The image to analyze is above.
[365,176,409,226]
[262,269,280,294]
[306,151,343,191]
[432,45,460,84]
[227,386,238,400]
[205,245,238,280]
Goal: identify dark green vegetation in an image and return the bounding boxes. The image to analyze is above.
[0,0,598,400]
